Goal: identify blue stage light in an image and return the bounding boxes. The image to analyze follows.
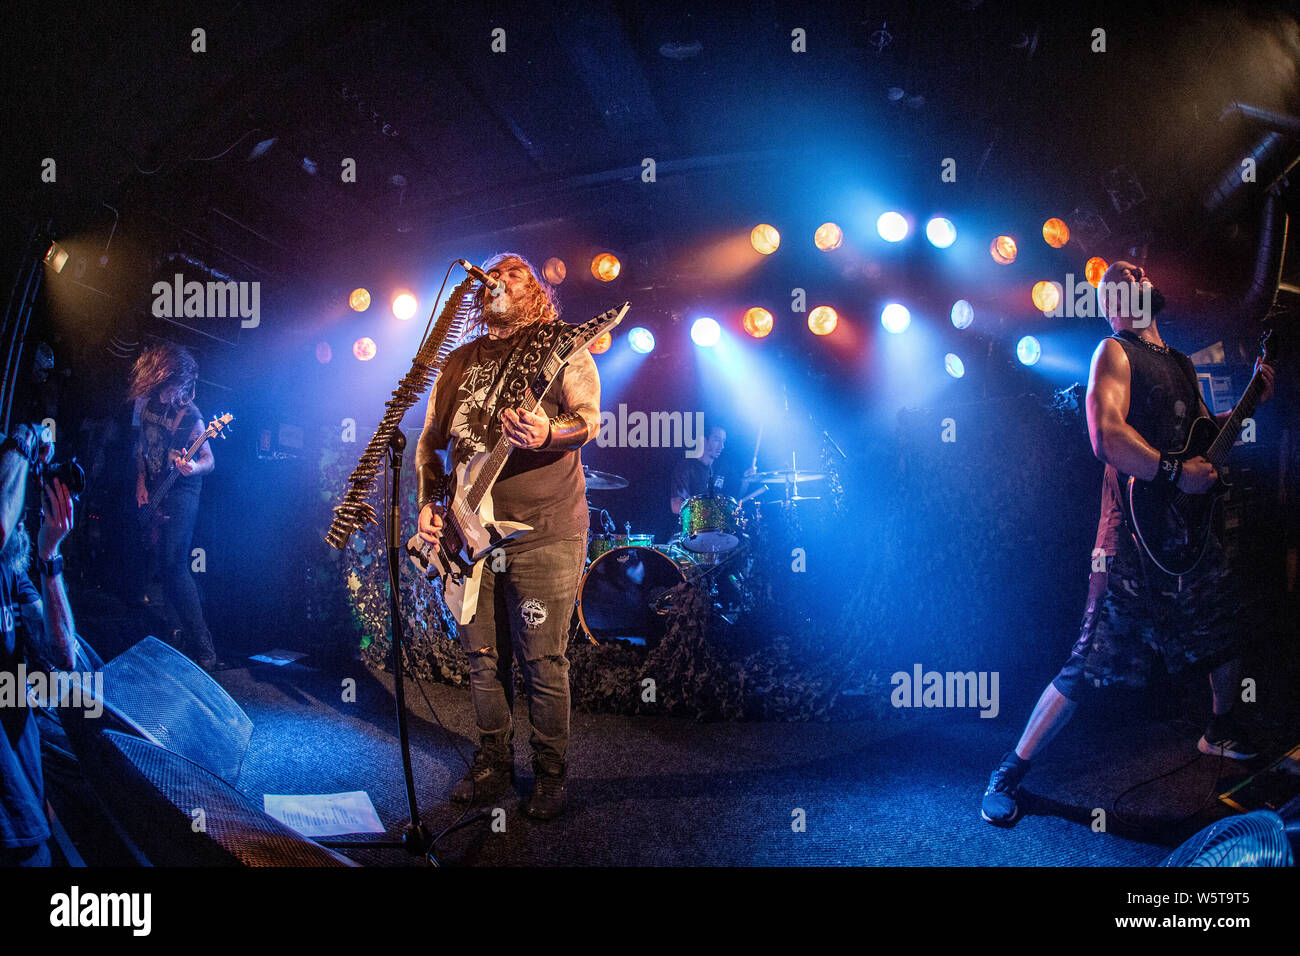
[628,327,655,354]
[951,299,974,329]
[881,303,911,334]
[877,212,909,242]
[926,217,956,248]
[1017,335,1042,366]
[944,353,965,378]
[691,317,721,347]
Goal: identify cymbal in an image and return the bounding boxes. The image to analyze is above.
[583,467,629,490]
[752,470,825,485]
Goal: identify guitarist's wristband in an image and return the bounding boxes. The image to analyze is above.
[1157,453,1182,486]
[543,412,589,451]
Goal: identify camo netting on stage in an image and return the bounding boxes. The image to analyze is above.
[312,390,1101,720]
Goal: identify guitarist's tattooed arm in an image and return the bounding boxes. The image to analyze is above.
[415,376,449,544]
[550,347,600,449]
[500,348,601,451]
[172,416,215,478]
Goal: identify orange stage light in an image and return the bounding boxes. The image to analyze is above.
[1032,280,1061,313]
[1084,256,1108,287]
[1042,218,1070,248]
[990,235,1017,265]
[750,223,781,255]
[591,253,621,282]
[813,222,843,251]
[808,306,838,335]
[744,307,774,338]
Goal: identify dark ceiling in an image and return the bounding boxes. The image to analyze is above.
[6,0,1300,380]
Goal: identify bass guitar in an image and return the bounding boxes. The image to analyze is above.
[138,413,234,528]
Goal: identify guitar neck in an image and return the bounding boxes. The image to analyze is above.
[1205,367,1268,466]
[152,467,184,500]
[147,430,212,505]
[465,376,550,512]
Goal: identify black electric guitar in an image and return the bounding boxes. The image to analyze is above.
[1123,333,1274,576]
[138,413,234,528]
[406,303,629,622]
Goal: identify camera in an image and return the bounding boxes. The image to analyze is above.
[36,457,86,501]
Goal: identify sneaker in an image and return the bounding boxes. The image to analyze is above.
[981,751,1030,826]
[450,750,514,804]
[523,762,567,820]
[1198,714,1259,760]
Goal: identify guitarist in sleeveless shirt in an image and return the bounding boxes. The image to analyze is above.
[129,344,219,671]
[415,253,600,820]
[982,261,1276,827]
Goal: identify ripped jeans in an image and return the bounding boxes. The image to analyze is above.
[456,534,586,774]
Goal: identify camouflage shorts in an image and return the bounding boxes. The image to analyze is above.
[1052,532,1245,699]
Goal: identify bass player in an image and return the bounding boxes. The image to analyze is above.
[129,343,219,671]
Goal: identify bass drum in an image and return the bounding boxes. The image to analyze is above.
[576,546,686,647]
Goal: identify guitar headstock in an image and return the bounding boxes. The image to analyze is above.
[206,412,235,440]
[556,302,630,358]
[1259,327,1285,367]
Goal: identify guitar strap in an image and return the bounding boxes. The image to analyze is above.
[147,402,192,491]
[472,323,563,437]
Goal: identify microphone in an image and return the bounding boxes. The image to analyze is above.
[456,259,502,293]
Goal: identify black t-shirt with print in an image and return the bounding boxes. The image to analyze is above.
[417,327,601,551]
[139,398,203,494]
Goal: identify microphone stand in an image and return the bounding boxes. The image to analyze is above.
[322,269,488,866]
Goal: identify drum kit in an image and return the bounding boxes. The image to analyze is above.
[573,463,828,647]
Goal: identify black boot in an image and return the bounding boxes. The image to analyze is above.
[191,630,218,671]
[524,758,567,820]
[450,748,515,804]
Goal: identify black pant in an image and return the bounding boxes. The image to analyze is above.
[149,484,213,657]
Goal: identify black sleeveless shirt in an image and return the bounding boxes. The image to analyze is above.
[1095,331,1203,554]
[1109,331,1202,453]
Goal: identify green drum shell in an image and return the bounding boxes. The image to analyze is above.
[681,495,741,553]
[587,534,629,563]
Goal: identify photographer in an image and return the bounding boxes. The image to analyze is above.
[0,423,78,867]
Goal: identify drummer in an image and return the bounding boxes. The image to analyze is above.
[668,423,756,516]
